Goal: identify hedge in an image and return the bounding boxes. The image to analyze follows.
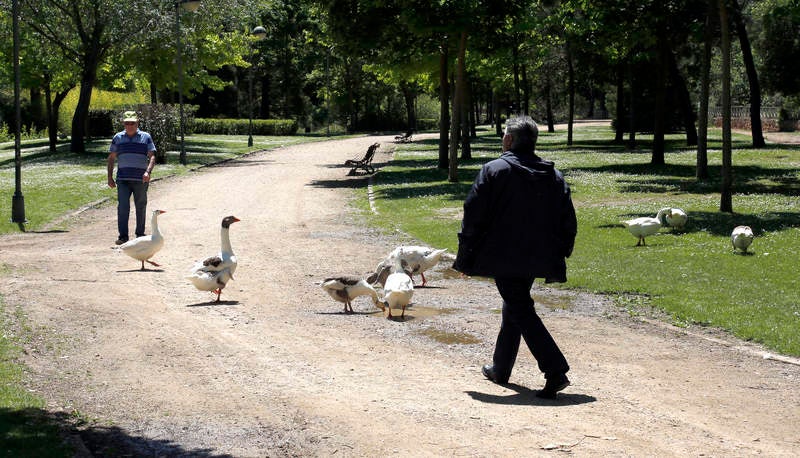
[417,118,439,131]
[192,118,298,136]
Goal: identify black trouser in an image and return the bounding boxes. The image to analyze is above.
[492,276,569,380]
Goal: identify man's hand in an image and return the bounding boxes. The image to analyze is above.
[143,171,151,183]
[108,177,116,188]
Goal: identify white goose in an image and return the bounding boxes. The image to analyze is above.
[621,215,661,246]
[380,259,414,320]
[119,209,166,270]
[378,246,447,286]
[731,225,754,253]
[658,207,688,230]
[321,275,381,313]
[187,215,240,302]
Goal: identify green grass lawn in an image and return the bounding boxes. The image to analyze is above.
[365,125,800,356]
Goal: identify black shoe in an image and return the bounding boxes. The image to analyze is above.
[115,237,128,245]
[537,373,570,399]
[481,365,508,384]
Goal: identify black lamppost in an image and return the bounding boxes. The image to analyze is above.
[11,0,26,224]
[175,0,201,165]
[248,26,267,148]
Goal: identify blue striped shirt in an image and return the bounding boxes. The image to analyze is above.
[110,130,156,181]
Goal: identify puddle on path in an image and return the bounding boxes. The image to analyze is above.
[489,294,576,313]
[534,293,576,311]
[368,305,457,321]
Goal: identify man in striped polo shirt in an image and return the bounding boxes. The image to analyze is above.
[107,111,157,245]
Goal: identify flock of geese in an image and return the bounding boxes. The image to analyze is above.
[116,210,240,302]
[622,207,755,252]
[321,246,448,320]
[115,205,754,308]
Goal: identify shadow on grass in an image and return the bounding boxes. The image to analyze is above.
[0,408,231,457]
[570,162,800,197]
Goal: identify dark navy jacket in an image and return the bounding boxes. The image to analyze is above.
[453,150,577,282]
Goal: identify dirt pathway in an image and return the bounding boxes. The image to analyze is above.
[2,136,798,456]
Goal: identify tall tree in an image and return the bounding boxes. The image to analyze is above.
[697,0,715,180]
[719,0,733,213]
[730,0,765,147]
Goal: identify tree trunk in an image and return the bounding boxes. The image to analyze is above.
[461,74,471,160]
[512,44,521,113]
[566,43,575,146]
[260,73,271,119]
[150,82,158,104]
[651,30,668,165]
[628,63,636,148]
[545,75,555,133]
[668,50,698,146]
[30,88,45,130]
[400,82,417,131]
[730,0,765,147]
[719,0,733,212]
[521,64,529,116]
[45,83,72,154]
[438,41,450,170]
[449,31,467,183]
[615,62,625,143]
[493,90,502,136]
[70,63,98,153]
[697,1,713,180]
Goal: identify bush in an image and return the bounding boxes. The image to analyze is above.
[192,118,298,136]
[135,104,182,164]
[87,109,115,138]
[417,118,439,131]
[103,105,186,164]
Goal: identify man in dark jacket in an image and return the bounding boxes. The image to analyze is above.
[453,115,577,398]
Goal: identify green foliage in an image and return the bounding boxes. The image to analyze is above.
[365,125,800,356]
[760,0,800,95]
[416,118,439,131]
[192,118,298,136]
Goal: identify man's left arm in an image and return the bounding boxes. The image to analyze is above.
[143,151,156,183]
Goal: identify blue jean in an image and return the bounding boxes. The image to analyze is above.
[492,276,569,380]
[116,179,149,239]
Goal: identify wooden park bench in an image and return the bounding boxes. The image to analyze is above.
[344,142,380,175]
[394,130,413,143]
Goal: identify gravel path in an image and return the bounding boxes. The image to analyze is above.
[2,135,798,456]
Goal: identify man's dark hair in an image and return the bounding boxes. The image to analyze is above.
[504,116,539,153]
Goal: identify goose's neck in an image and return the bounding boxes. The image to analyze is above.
[220,227,233,253]
[151,213,161,237]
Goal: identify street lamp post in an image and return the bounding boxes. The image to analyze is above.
[175,0,201,166]
[11,0,26,224]
[248,26,267,148]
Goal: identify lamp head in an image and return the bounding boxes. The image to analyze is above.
[252,26,267,40]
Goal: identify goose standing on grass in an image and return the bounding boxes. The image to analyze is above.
[119,209,166,270]
[321,276,381,313]
[187,215,240,302]
[621,215,661,246]
[658,207,688,231]
[378,246,447,286]
[380,259,414,320]
[731,225,754,253]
